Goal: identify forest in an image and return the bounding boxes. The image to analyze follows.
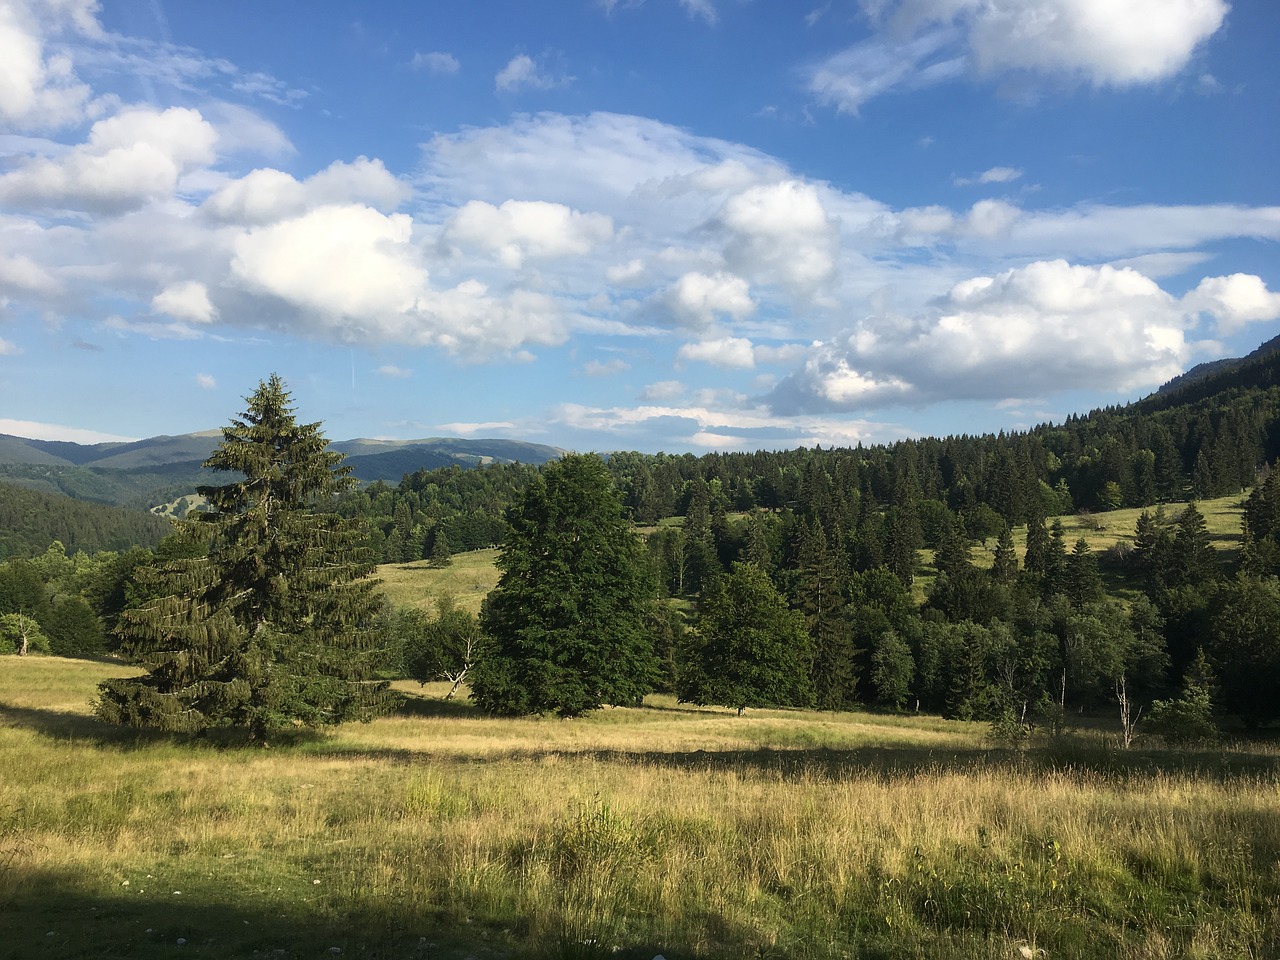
[4,345,1280,743]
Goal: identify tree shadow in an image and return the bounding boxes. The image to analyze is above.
[0,702,328,751]
[0,867,690,960]
[394,690,477,719]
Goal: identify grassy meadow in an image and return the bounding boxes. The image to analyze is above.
[3,655,1279,960]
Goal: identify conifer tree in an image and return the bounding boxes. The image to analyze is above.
[96,375,388,741]
[470,453,659,716]
[992,524,1018,584]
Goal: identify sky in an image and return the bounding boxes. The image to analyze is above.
[0,0,1278,453]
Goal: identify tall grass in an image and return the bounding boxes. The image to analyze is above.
[2,657,1277,959]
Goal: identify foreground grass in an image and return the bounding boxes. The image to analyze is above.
[3,658,1279,960]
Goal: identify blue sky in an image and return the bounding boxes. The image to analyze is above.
[1,0,1278,452]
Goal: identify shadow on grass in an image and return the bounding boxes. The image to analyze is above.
[0,867,682,960]
[6,694,1277,784]
[393,690,477,719]
[0,702,327,751]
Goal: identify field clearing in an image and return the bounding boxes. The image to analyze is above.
[377,548,502,615]
[3,657,1279,960]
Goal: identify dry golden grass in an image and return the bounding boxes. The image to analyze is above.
[3,656,1279,959]
[375,547,502,615]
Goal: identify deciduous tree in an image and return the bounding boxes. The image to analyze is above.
[470,453,660,716]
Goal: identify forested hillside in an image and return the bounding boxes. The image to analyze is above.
[0,483,171,560]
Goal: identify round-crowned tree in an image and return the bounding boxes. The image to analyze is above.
[677,562,815,715]
[470,453,660,716]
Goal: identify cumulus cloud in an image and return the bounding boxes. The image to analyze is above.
[640,380,685,401]
[0,106,217,213]
[810,0,1228,112]
[375,364,412,378]
[769,259,1230,413]
[444,199,614,268]
[0,253,59,295]
[1184,274,1280,334]
[0,0,99,131]
[204,156,408,224]
[677,336,757,369]
[664,271,755,327]
[719,179,837,292]
[0,338,20,356]
[196,373,216,389]
[152,280,217,323]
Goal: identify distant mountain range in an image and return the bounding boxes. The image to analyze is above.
[0,432,564,508]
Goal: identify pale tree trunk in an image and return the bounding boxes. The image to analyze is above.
[1116,675,1142,749]
[442,633,479,700]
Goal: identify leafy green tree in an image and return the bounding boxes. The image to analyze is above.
[1146,648,1217,746]
[471,454,660,716]
[1,613,49,655]
[870,629,914,710]
[44,595,105,657]
[96,375,389,741]
[403,595,480,699]
[678,562,814,714]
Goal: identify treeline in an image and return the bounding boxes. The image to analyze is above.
[342,351,1280,566]
[0,482,171,560]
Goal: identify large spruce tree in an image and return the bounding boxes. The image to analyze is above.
[470,453,659,716]
[96,375,388,741]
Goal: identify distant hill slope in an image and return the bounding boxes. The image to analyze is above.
[1157,334,1280,397]
[0,482,172,559]
[0,431,564,508]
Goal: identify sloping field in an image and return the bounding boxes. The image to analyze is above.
[2,656,1278,960]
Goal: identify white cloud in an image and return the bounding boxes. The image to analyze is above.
[677,336,757,369]
[664,271,755,327]
[770,259,1219,413]
[963,0,1228,86]
[640,379,685,401]
[811,0,1228,112]
[495,54,571,93]
[720,179,837,292]
[0,0,99,131]
[0,418,136,443]
[152,280,217,323]
[205,157,408,224]
[1184,274,1280,334]
[0,106,217,213]
[0,253,59,295]
[444,199,614,268]
[231,204,425,323]
[412,51,459,74]
[0,338,20,356]
[196,373,216,389]
[375,364,412,378]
